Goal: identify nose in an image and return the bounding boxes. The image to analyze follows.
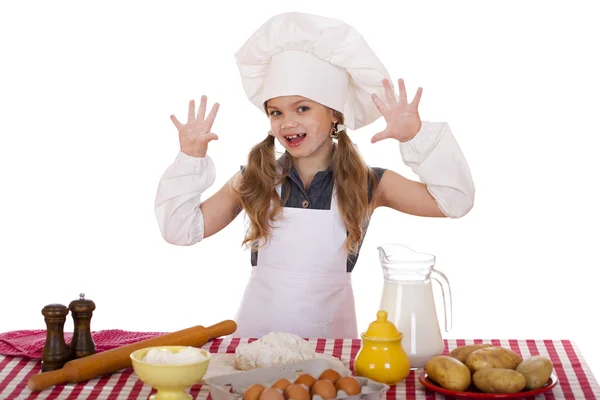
[281,117,298,130]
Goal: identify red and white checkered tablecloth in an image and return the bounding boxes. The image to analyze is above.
[1,338,599,400]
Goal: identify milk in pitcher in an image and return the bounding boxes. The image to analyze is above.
[380,280,444,367]
[377,244,452,369]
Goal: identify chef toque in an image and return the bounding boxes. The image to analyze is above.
[234,11,393,131]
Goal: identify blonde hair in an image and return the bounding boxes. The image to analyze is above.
[233,110,379,255]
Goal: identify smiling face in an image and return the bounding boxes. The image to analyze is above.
[265,96,338,159]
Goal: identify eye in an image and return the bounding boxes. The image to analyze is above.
[269,110,281,117]
[298,106,310,112]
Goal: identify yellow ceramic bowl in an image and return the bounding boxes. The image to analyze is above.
[130,346,211,400]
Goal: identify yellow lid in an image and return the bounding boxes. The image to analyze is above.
[364,310,401,338]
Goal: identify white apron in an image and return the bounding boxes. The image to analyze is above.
[233,188,359,339]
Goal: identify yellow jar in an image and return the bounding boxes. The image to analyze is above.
[353,310,410,385]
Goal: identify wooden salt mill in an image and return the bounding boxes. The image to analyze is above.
[68,293,96,359]
[41,304,70,372]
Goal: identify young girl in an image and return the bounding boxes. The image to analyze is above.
[154,12,475,339]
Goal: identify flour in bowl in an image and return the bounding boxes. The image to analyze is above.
[142,347,207,365]
[234,332,316,370]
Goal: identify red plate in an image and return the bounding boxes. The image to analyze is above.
[418,370,558,399]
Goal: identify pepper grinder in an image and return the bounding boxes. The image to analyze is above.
[41,304,70,372]
[68,293,96,359]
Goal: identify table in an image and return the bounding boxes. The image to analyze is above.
[1,338,599,399]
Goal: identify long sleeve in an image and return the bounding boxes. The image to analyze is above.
[154,151,216,245]
[399,121,475,218]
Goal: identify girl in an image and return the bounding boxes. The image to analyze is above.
[154,12,475,338]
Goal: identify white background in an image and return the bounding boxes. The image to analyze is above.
[1,0,599,381]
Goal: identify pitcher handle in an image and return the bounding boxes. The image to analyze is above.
[431,269,453,332]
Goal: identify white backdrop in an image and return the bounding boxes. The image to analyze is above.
[1,0,599,380]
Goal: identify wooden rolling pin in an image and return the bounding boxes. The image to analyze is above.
[27,319,237,392]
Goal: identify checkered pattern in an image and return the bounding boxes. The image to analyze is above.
[1,338,598,399]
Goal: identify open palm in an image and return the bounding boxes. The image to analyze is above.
[371,79,423,143]
[171,95,220,158]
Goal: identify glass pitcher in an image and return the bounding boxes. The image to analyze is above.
[378,243,452,369]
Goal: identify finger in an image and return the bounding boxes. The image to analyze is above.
[197,95,207,121]
[205,102,220,127]
[370,130,390,144]
[383,78,396,105]
[398,78,408,104]
[411,87,423,108]
[371,93,388,114]
[207,133,219,141]
[170,115,183,130]
[188,100,195,123]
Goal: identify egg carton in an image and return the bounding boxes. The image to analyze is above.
[204,358,390,400]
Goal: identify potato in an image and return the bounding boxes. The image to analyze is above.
[465,346,523,372]
[516,356,554,390]
[473,368,527,394]
[425,355,471,392]
[449,343,493,363]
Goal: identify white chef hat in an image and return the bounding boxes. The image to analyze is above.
[234,12,393,131]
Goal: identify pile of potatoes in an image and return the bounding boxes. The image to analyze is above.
[424,344,554,394]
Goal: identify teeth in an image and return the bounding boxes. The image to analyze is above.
[286,133,306,139]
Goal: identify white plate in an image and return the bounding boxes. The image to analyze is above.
[200,353,350,383]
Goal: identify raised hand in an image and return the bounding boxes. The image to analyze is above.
[170,95,219,158]
[370,79,423,143]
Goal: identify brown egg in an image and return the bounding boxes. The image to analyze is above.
[318,369,341,384]
[335,376,361,395]
[284,383,310,400]
[272,378,291,391]
[294,373,317,389]
[259,387,285,400]
[243,383,266,400]
[311,380,337,399]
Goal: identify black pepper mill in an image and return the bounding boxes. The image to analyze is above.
[41,304,70,372]
[68,293,96,359]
